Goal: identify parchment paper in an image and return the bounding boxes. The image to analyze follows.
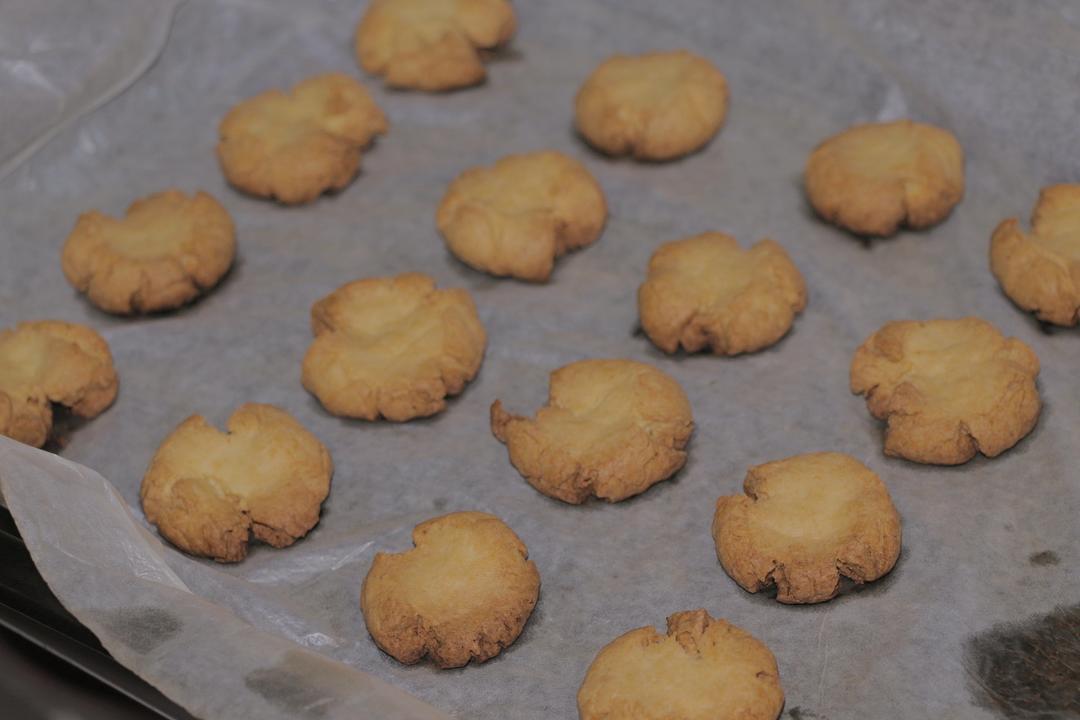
[1,1,1078,719]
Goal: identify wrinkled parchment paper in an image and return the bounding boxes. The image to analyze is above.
[1,1,1078,718]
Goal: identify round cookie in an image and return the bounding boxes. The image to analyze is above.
[0,321,118,448]
[355,0,516,91]
[805,120,965,237]
[638,232,807,355]
[990,184,1080,326]
[577,609,784,720]
[61,190,236,315]
[851,317,1041,465]
[712,452,901,605]
[574,50,728,161]
[360,511,540,668]
[140,403,332,563]
[217,73,388,205]
[491,359,693,504]
[301,272,486,421]
[436,150,607,282]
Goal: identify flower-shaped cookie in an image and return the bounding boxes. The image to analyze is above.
[301,273,486,421]
[991,184,1080,326]
[355,0,517,91]
[851,318,1041,465]
[578,609,784,720]
[61,190,236,315]
[575,50,728,161]
[638,232,807,355]
[0,321,118,448]
[805,120,965,237]
[436,150,607,282]
[712,452,901,605]
[491,359,694,503]
[361,511,540,668]
[140,403,333,563]
[217,73,388,204]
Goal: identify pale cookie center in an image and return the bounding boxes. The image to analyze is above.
[842,132,919,181]
[248,98,344,152]
[611,58,694,107]
[543,380,644,456]
[167,433,286,505]
[602,638,770,713]
[750,479,861,543]
[672,247,756,310]
[464,168,560,216]
[0,334,57,388]
[397,536,511,617]
[107,210,193,259]
[900,333,1011,413]
[390,0,456,25]
[330,299,447,378]
[1033,212,1080,262]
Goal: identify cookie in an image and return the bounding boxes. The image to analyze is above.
[638,232,807,355]
[712,452,901,605]
[0,321,118,448]
[805,120,965,237]
[491,359,693,504]
[355,0,516,91]
[61,190,236,315]
[301,272,486,421]
[574,50,728,161]
[140,403,332,563]
[850,318,1041,465]
[217,73,388,204]
[990,184,1080,326]
[360,511,540,668]
[436,151,607,282]
[577,609,783,720]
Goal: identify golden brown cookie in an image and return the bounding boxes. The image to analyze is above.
[0,321,118,448]
[140,403,332,563]
[712,452,901,605]
[638,232,807,355]
[491,359,693,504]
[301,272,486,421]
[990,184,1080,326]
[61,190,236,315]
[360,511,540,668]
[355,0,516,91]
[217,73,388,205]
[851,318,1041,465]
[577,609,784,720]
[805,120,965,236]
[574,50,728,161]
[436,151,607,282]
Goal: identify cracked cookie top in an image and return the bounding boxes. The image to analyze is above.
[140,403,333,562]
[491,359,693,503]
[850,317,1041,465]
[712,452,901,604]
[578,609,783,720]
[360,511,540,668]
[805,120,964,237]
[301,272,486,421]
